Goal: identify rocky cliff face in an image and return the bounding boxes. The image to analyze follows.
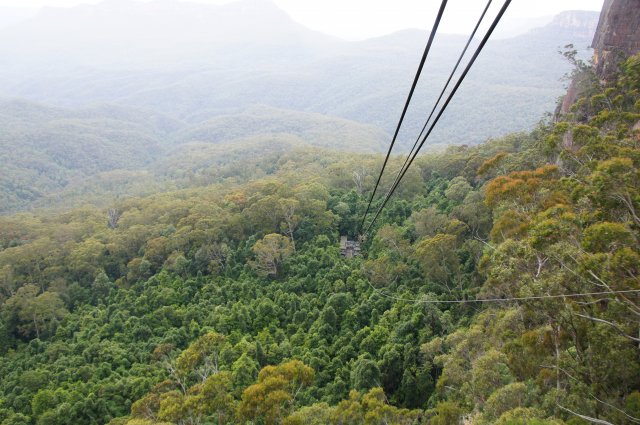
[559,0,640,114]
[592,0,640,79]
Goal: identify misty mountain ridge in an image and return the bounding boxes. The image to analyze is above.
[0,0,337,68]
[537,10,601,37]
[0,0,599,139]
[0,0,600,212]
[0,1,599,68]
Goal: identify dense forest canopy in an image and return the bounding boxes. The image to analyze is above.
[0,101,390,214]
[0,50,639,425]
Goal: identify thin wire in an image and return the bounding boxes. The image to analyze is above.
[366,0,511,235]
[363,245,640,304]
[390,0,493,195]
[540,365,640,424]
[359,0,449,234]
[364,0,512,235]
[365,280,640,304]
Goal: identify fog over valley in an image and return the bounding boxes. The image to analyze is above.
[0,0,600,212]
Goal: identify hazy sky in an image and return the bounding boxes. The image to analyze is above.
[0,0,605,39]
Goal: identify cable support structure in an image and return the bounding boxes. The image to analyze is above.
[359,0,449,234]
[389,0,493,199]
[364,0,512,235]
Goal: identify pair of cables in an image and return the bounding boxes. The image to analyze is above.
[360,0,512,235]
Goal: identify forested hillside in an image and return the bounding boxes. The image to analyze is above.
[1,54,638,425]
[0,101,387,213]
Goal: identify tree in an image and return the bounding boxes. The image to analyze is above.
[451,191,492,237]
[194,243,230,275]
[244,195,282,235]
[280,199,301,251]
[143,237,169,269]
[283,403,332,425]
[126,258,152,283]
[350,358,381,392]
[482,382,528,422]
[352,165,369,195]
[581,221,634,253]
[31,389,59,417]
[157,390,187,424]
[4,284,68,339]
[494,407,560,425]
[485,165,560,211]
[470,350,513,406]
[1,413,30,425]
[250,234,294,277]
[92,270,114,301]
[0,265,16,301]
[328,388,421,425]
[199,372,235,425]
[107,208,121,229]
[175,332,226,386]
[414,234,460,292]
[429,402,463,425]
[68,238,106,283]
[409,207,449,239]
[444,176,472,203]
[238,360,314,425]
[231,353,259,395]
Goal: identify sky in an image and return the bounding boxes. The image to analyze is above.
[0,0,605,39]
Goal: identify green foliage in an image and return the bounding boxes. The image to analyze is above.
[250,234,294,277]
[3,285,67,339]
[581,222,635,252]
[0,53,639,425]
[428,401,463,425]
[350,358,381,392]
[434,54,640,425]
[238,360,314,425]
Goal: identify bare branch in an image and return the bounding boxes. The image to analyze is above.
[557,404,614,425]
[107,208,121,229]
[542,365,640,424]
[575,313,640,342]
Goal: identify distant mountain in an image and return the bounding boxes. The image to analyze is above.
[173,106,388,151]
[0,0,337,69]
[533,10,600,40]
[0,0,599,148]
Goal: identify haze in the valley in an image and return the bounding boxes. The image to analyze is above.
[0,0,600,212]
